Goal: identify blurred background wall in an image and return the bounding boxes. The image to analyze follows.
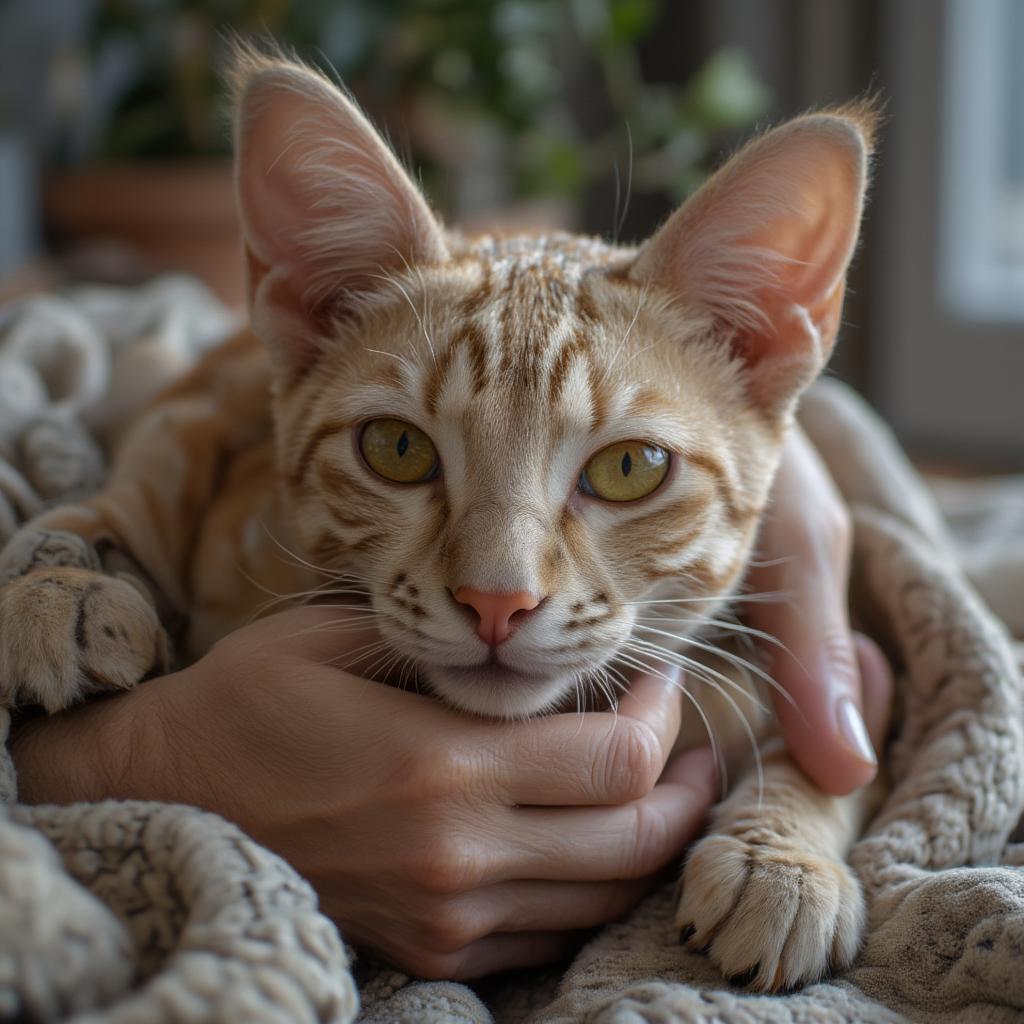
[0,0,1021,467]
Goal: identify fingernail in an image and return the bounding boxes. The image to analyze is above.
[836,697,877,767]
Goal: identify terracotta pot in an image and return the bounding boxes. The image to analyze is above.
[44,160,245,308]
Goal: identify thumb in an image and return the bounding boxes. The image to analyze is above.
[754,559,881,796]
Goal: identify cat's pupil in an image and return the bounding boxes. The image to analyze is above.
[397,431,409,458]
[621,452,632,477]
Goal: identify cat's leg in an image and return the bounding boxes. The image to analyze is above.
[0,367,256,712]
[676,739,882,992]
[0,476,191,713]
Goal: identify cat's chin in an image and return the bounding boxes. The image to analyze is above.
[423,663,574,720]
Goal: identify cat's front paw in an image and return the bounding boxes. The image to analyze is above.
[676,832,864,992]
[0,567,169,712]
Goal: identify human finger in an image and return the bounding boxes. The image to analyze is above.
[493,665,686,807]
[853,631,893,751]
[481,876,657,932]
[489,746,716,882]
[432,930,587,980]
[758,542,878,796]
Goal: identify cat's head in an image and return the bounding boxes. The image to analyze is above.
[230,48,873,718]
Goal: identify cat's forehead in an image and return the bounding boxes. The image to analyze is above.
[345,230,729,443]
[468,234,626,317]
[467,232,628,275]
[435,235,646,422]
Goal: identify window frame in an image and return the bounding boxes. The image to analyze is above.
[871,0,1024,464]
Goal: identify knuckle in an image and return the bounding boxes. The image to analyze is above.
[777,479,850,560]
[405,949,460,981]
[410,834,485,895]
[805,501,851,556]
[598,721,661,803]
[821,627,860,683]
[417,902,483,955]
[621,800,673,877]
[405,743,476,801]
[822,506,852,555]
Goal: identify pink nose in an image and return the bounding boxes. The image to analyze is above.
[453,587,541,646]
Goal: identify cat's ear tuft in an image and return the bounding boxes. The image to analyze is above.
[630,109,874,415]
[230,43,448,370]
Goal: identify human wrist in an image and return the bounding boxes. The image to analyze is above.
[11,692,134,804]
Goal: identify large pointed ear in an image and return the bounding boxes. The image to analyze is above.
[230,47,448,371]
[630,107,875,415]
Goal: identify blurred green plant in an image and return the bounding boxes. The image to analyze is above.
[74,0,770,216]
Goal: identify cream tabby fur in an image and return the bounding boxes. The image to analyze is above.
[0,48,880,992]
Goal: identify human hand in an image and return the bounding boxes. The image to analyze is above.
[12,605,716,980]
[744,427,893,796]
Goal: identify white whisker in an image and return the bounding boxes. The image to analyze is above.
[630,624,797,713]
[623,639,764,805]
[612,649,726,794]
[368,269,437,368]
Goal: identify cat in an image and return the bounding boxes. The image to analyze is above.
[0,46,880,992]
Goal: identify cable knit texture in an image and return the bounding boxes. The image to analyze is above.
[0,281,1022,1022]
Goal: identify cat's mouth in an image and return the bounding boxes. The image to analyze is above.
[422,659,579,719]
[443,660,550,686]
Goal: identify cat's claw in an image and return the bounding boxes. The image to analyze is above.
[725,965,760,989]
[676,832,865,993]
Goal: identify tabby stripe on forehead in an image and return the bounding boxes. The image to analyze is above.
[424,322,489,414]
[586,360,610,432]
[459,265,493,318]
[575,282,599,326]
[291,420,349,487]
[547,332,592,406]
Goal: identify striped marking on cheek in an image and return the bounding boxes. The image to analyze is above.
[685,449,759,527]
[311,531,348,565]
[324,502,377,532]
[291,419,350,487]
[313,457,407,553]
[672,549,750,595]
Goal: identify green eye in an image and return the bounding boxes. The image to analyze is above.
[580,441,669,502]
[360,419,439,483]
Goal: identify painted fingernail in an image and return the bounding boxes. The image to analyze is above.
[836,697,877,767]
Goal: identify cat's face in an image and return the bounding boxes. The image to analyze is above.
[231,48,872,718]
[274,236,775,717]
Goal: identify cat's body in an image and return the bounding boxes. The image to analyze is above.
[0,47,881,992]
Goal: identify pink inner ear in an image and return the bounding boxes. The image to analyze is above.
[234,63,448,352]
[630,115,868,408]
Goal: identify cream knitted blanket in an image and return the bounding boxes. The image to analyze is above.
[0,280,1021,1023]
